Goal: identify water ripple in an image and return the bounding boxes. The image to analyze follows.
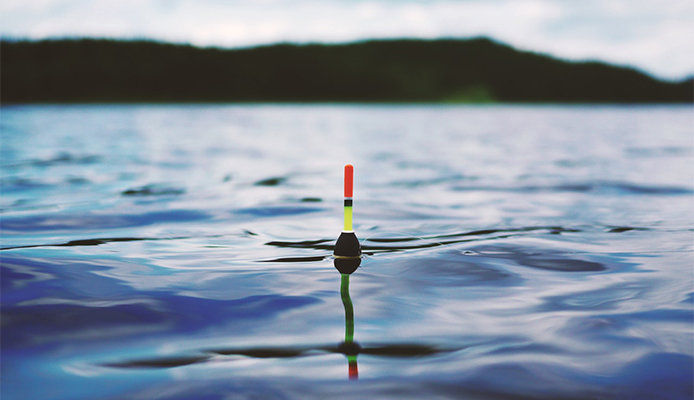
[452,181,693,195]
[0,209,209,232]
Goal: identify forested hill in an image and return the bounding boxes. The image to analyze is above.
[1,38,692,103]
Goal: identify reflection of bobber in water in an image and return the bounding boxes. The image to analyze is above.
[335,258,360,380]
[334,164,361,380]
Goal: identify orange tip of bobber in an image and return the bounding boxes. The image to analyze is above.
[344,164,353,198]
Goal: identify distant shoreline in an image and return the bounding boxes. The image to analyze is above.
[2,37,692,104]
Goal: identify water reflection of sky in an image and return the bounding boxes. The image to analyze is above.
[1,105,693,399]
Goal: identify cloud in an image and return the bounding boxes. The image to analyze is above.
[1,0,693,79]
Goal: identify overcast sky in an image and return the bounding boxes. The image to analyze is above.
[1,0,692,80]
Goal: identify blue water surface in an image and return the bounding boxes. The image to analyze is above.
[1,104,693,399]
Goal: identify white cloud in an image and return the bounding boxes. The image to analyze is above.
[1,0,692,79]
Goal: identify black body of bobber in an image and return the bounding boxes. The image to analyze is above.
[334,231,361,258]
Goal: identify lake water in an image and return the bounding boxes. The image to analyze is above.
[1,104,693,399]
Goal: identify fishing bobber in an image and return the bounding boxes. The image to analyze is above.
[334,164,362,267]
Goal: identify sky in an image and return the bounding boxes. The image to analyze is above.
[1,0,693,80]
